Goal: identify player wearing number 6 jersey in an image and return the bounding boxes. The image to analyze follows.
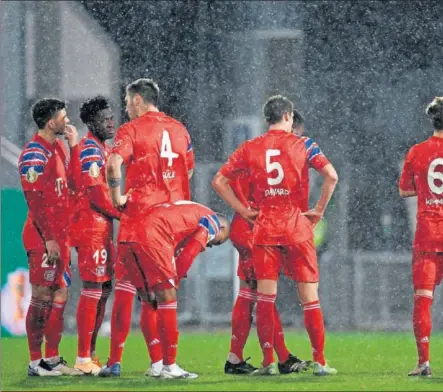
[213,95,338,376]
[399,96,443,377]
[70,96,122,375]
[104,78,195,377]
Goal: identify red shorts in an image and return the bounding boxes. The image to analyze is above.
[76,242,114,283]
[234,245,256,282]
[412,251,443,291]
[27,246,71,288]
[252,239,318,282]
[118,242,176,290]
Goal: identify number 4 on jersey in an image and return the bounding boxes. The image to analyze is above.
[161,130,179,167]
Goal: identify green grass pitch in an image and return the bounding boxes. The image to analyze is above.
[2,331,442,391]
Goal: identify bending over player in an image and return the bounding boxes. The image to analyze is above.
[99,201,230,379]
[399,96,443,377]
[213,95,338,376]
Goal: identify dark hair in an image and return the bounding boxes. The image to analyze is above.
[426,97,443,130]
[126,78,160,106]
[293,109,305,127]
[31,98,66,129]
[263,95,293,125]
[79,95,110,124]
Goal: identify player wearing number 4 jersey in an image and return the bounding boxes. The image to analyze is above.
[103,78,195,378]
[399,96,443,377]
[19,99,82,376]
[213,95,339,376]
[70,96,123,375]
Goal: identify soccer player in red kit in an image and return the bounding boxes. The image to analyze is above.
[225,111,310,375]
[213,95,339,376]
[399,96,443,377]
[70,96,122,375]
[100,201,230,379]
[19,99,83,376]
[102,78,194,377]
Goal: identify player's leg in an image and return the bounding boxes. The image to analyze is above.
[74,279,103,375]
[99,244,136,377]
[150,284,197,379]
[251,245,280,375]
[408,251,440,376]
[288,240,336,376]
[225,278,257,374]
[90,280,113,365]
[225,246,257,374]
[139,290,163,377]
[274,302,311,374]
[26,276,61,377]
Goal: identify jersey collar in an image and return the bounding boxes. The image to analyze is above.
[33,133,57,152]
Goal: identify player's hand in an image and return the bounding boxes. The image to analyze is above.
[118,189,133,209]
[65,125,79,148]
[45,240,61,265]
[301,209,323,227]
[241,208,259,225]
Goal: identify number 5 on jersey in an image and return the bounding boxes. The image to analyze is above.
[161,130,179,166]
[266,149,284,185]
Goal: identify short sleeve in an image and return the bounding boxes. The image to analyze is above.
[112,124,134,164]
[399,147,416,192]
[219,142,249,180]
[303,137,330,170]
[80,139,105,188]
[186,132,195,170]
[18,142,51,192]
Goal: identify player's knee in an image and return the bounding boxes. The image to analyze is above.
[154,285,177,303]
[102,280,113,291]
[53,287,69,303]
[257,279,278,295]
[297,282,319,304]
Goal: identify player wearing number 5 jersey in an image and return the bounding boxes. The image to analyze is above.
[70,96,122,375]
[399,96,443,377]
[104,78,195,377]
[213,95,338,376]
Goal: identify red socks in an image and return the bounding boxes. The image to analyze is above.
[77,288,102,358]
[157,300,178,365]
[140,301,162,364]
[274,304,291,363]
[413,294,433,365]
[45,300,66,358]
[303,300,325,365]
[229,288,255,361]
[109,281,136,365]
[90,285,112,355]
[256,293,276,367]
[26,298,52,361]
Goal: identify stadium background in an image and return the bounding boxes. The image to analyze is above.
[1,0,442,337]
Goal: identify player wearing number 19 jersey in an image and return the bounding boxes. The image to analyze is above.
[103,78,194,377]
[399,96,443,377]
[213,95,338,376]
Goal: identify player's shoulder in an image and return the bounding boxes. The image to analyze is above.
[164,114,187,129]
[21,139,52,158]
[81,136,102,150]
[405,138,432,158]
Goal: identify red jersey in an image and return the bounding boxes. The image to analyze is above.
[111,112,194,243]
[220,130,329,246]
[399,135,443,251]
[19,133,76,250]
[70,132,121,246]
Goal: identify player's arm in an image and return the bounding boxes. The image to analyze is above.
[302,138,338,225]
[175,237,205,281]
[399,148,417,198]
[212,144,257,224]
[107,124,134,207]
[86,185,122,219]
